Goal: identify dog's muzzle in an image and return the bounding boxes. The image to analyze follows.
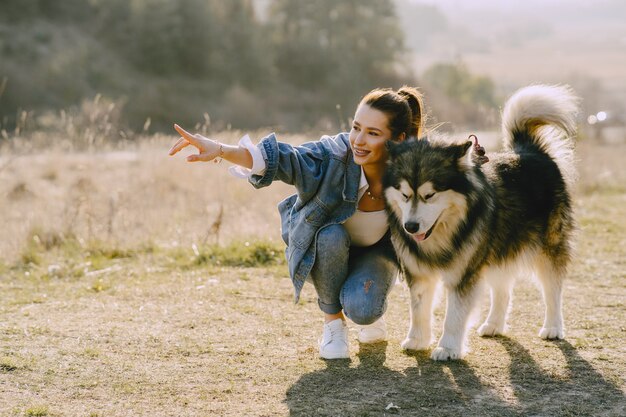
[409,216,440,243]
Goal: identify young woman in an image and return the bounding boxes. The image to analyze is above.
[169,87,425,359]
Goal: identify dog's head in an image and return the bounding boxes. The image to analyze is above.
[383,138,476,245]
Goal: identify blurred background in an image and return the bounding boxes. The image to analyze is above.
[2,4,625,415]
[1,0,625,139]
[0,0,625,261]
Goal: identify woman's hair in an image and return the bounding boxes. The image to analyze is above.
[360,86,425,140]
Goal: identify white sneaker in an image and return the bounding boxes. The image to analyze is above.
[319,319,349,359]
[358,317,387,343]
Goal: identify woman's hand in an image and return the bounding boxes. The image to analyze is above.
[169,124,222,162]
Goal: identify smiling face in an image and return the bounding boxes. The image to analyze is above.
[349,104,401,167]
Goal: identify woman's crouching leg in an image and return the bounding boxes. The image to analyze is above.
[340,241,398,325]
[309,224,351,314]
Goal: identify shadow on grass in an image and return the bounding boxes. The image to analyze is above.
[496,337,625,416]
[285,342,514,417]
[285,338,625,416]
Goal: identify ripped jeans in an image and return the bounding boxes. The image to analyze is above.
[309,224,399,325]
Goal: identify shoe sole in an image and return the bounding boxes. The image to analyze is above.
[358,336,387,344]
[358,331,388,344]
[319,352,350,359]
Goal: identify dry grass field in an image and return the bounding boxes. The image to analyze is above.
[0,132,625,416]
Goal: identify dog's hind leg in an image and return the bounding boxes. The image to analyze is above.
[478,267,514,337]
[535,254,565,339]
[432,283,482,361]
[401,275,437,351]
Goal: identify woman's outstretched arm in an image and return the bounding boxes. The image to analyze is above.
[170,124,342,202]
[169,124,253,169]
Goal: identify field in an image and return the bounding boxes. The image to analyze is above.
[1,133,625,416]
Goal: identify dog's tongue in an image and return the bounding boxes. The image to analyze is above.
[413,233,427,242]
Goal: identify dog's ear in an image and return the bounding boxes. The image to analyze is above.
[453,141,474,170]
[386,140,401,159]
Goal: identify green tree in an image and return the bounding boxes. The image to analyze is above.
[422,62,498,128]
[423,62,496,108]
[213,0,270,88]
[0,0,44,22]
[267,0,410,126]
[175,0,219,79]
[129,0,185,76]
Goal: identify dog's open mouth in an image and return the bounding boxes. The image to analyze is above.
[411,217,439,243]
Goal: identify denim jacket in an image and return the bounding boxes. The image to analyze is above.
[249,132,361,302]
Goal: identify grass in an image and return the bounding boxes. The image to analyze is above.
[0,214,624,415]
[0,135,625,416]
[23,407,49,417]
[0,131,297,263]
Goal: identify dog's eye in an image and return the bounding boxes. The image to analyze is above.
[424,193,436,201]
[401,193,410,202]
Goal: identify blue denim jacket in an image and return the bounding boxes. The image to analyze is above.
[249,132,361,302]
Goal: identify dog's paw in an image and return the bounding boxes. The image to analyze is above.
[477,322,504,337]
[430,346,463,361]
[401,337,430,351]
[539,326,564,340]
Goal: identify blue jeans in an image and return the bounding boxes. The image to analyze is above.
[309,224,399,325]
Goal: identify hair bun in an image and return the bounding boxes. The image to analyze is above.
[397,86,425,137]
[361,86,426,140]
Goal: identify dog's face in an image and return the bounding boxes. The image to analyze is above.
[383,138,475,245]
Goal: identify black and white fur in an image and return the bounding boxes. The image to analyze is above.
[383,85,579,360]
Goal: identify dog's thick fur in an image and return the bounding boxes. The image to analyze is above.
[383,85,579,360]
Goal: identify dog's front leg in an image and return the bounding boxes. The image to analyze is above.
[401,275,437,351]
[431,283,480,361]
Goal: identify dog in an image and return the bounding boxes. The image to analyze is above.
[383,85,579,360]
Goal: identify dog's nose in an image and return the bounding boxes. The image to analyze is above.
[404,221,419,234]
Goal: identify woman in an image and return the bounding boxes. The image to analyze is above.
[169,87,425,359]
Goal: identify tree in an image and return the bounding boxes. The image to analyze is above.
[129,0,185,76]
[212,0,270,88]
[423,62,496,108]
[422,62,498,128]
[267,0,410,126]
[0,0,42,22]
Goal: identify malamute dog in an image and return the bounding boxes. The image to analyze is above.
[383,85,579,360]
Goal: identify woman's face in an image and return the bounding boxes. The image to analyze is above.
[349,104,396,167]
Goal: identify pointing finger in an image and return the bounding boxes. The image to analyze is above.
[174,124,199,145]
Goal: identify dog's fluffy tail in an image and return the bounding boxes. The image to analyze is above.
[502,84,580,190]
